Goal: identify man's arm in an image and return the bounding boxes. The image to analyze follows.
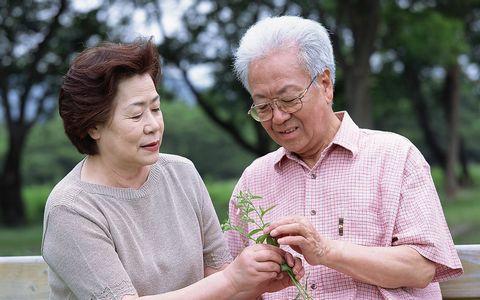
[266,216,436,289]
[324,240,435,288]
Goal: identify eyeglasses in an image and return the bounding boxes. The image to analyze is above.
[248,75,317,122]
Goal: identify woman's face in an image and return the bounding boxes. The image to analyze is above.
[89,73,164,169]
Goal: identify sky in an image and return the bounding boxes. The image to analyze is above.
[72,0,213,103]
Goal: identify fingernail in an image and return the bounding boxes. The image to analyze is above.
[271,230,277,236]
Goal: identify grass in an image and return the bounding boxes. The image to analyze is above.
[0,167,479,256]
[206,179,236,224]
[0,225,43,256]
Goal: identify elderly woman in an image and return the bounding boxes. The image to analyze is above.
[41,39,303,300]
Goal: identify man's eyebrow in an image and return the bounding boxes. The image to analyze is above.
[252,84,301,100]
[277,84,301,95]
[128,95,160,107]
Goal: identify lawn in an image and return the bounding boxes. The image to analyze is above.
[0,167,479,256]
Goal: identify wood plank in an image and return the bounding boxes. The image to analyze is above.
[441,244,480,299]
[0,256,49,300]
[0,244,479,299]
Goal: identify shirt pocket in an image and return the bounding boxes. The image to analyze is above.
[341,194,386,247]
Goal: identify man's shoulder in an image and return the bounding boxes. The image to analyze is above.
[359,128,414,153]
[248,148,282,168]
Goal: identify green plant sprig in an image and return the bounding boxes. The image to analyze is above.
[222,191,312,300]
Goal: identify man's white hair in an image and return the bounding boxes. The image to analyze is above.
[234,16,336,92]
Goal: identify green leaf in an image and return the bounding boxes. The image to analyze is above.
[256,233,268,244]
[260,204,277,218]
[266,235,279,246]
[247,228,263,238]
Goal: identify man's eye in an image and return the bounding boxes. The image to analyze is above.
[255,104,269,112]
[280,96,298,103]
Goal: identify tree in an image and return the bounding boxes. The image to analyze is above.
[381,1,478,197]
[0,0,109,226]
[141,0,385,154]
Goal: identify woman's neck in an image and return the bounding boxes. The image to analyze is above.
[81,155,151,189]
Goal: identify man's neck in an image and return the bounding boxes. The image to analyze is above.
[301,113,342,168]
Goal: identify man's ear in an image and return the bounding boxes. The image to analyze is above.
[88,126,102,141]
[319,69,334,103]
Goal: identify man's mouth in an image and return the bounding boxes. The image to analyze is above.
[279,127,297,134]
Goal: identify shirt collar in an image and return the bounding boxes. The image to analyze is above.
[331,111,360,156]
[273,110,360,170]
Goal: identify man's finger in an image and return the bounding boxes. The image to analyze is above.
[264,216,304,233]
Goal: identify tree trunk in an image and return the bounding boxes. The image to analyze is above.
[346,67,373,128]
[0,124,28,227]
[343,0,380,129]
[459,137,472,187]
[443,64,460,197]
[404,64,447,168]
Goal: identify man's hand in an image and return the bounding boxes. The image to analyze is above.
[265,216,330,266]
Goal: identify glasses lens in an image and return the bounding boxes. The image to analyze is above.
[278,99,302,114]
[254,106,272,121]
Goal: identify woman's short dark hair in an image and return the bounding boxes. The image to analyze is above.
[59,38,160,155]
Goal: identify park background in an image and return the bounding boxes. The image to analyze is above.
[1,0,480,255]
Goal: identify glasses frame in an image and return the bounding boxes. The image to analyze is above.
[248,74,318,122]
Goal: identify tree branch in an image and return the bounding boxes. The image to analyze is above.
[176,63,261,155]
[0,67,13,130]
[19,0,67,124]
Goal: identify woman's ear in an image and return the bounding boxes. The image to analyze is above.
[88,126,101,140]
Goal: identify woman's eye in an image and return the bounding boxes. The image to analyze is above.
[152,107,160,112]
[132,113,143,120]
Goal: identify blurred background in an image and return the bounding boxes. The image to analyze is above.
[1,0,479,255]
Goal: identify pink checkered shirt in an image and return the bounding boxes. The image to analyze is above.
[226,111,462,299]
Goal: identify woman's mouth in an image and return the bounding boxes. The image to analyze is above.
[141,141,160,152]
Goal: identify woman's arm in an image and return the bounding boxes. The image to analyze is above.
[122,244,293,300]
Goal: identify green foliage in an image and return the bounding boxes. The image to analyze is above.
[0,225,43,256]
[161,100,255,180]
[221,191,312,300]
[22,185,53,224]
[21,116,84,185]
[206,179,236,223]
[395,11,468,65]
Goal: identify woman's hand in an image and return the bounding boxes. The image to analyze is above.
[223,244,285,294]
[223,244,305,299]
[261,252,305,293]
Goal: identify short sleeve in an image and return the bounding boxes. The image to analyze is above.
[193,171,232,269]
[225,175,250,259]
[42,205,136,299]
[391,146,463,282]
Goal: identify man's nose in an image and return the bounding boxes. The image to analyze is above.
[270,103,291,124]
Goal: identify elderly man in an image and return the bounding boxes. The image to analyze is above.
[226,16,463,299]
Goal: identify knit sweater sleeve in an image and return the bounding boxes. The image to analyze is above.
[42,204,136,299]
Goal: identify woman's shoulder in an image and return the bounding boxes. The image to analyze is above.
[44,161,86,213]
[157,153,194,167]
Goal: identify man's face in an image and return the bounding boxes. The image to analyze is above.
[247,47,335,159]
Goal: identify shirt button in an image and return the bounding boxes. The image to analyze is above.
[310,173,316,179]
[310,209,316,216]
[310,283,317,290]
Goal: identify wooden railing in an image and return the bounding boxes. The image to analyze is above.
[0,245,479,299]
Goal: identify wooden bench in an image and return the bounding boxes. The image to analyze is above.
[0,245,479,299]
